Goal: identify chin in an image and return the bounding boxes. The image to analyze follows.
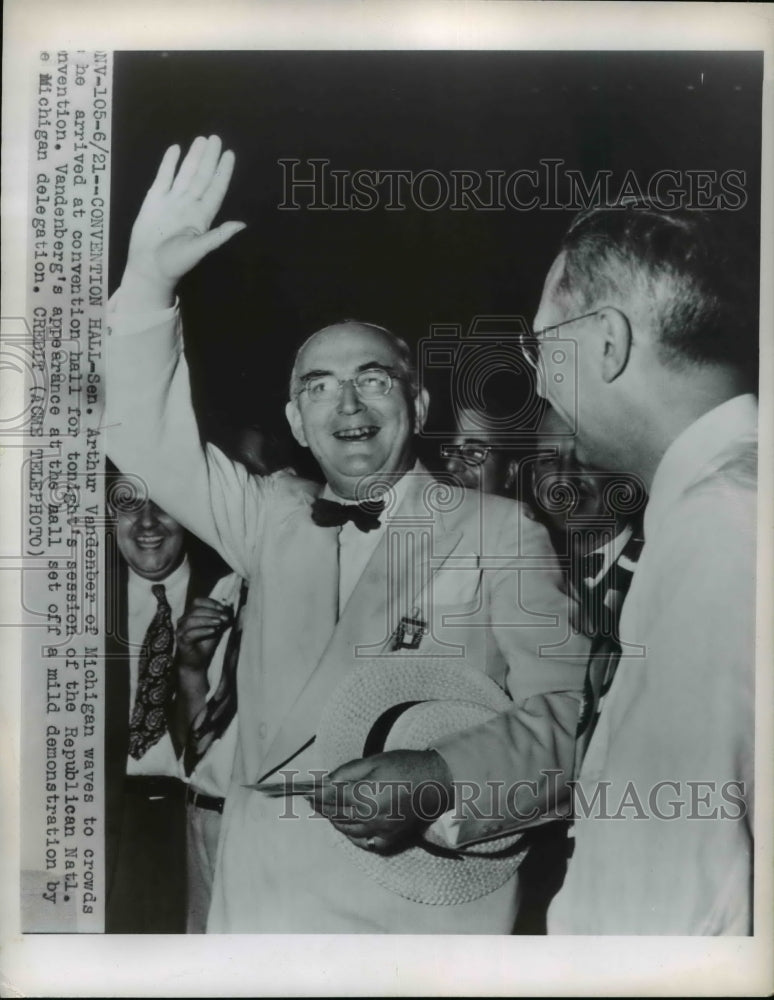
[136,561,173,580]
[338,453,389,477]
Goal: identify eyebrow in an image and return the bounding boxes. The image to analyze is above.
[298,369,333,383]
[298,361,397,382]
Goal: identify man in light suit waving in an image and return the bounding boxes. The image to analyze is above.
[107,135,589,933]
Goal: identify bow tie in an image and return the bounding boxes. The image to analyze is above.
[311,497,385,532]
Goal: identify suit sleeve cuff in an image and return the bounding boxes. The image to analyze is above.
[107,287,179,336]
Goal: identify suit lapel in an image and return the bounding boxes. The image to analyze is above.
[256,468,463,781]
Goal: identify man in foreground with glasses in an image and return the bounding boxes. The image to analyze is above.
[107,136,590,933]
[528,204,757,935]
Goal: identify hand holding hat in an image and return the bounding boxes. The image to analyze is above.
[307,657,530,905]
[309,748,454,854]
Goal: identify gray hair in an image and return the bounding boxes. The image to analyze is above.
[556,201,756,371]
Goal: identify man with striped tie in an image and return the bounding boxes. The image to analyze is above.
[105,471,225,933]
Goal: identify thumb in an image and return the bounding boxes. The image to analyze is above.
[328,755,375,785]
[195,220,247,258]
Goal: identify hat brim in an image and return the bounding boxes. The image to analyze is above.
[315,658,528,906]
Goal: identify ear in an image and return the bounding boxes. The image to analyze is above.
[597,307,632,383]
[413,387,430,434]
[285,400,309,448]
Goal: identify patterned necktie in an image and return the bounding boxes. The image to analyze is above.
[128,583,175,760]
[311,497,385,532]
[183,580,249,776]
[574,517,646,765]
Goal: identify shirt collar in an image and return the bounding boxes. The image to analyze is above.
[644,393,757,541]
[127,555,191,598]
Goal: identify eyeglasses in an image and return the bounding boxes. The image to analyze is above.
[295,368,397,404]
[441,443,498,467]
[519,310,601,371]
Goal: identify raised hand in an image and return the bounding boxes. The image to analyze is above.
[122,135,246,308]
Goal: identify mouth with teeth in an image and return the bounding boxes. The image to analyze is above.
[133,533,169,550]
[333,426,380,443]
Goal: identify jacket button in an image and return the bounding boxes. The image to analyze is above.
[258,723,267,739]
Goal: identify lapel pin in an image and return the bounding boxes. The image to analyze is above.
[392,606,428,650]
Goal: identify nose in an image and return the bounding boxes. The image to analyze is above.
[337,379,365,415]
[137,500,161,529]
[444,453,466,476]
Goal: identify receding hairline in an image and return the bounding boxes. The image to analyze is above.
[288,320,416,398]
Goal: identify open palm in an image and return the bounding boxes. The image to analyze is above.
[126,134,245,289]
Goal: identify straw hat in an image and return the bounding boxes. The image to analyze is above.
[314,658,529,906]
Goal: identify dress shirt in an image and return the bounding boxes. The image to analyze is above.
[549,393,758,935]
[322,469,413,614]
[126,558,190,777]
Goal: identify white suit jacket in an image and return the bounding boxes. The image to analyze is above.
[107,304,590,933]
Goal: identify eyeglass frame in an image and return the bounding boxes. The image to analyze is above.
[293,367,401,404]
[518,309,602,371]
[440,442,508,467]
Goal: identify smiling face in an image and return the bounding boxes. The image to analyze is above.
[285,322,428,499]
[112,477,186,581]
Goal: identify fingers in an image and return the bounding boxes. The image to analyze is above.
[188,597,232,613]
[194,220,247,258]
[328,756,377,784]
[178,606,231,632]
[149,144,182,194]
[179,600,231,622]
[187,136,225,202]
[177,602,231,644]
[199,149,237,224]
[168,136,231,216]
[170,134,210,195]
[350,834,390,853]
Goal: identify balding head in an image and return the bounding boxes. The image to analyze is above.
[289,320,417,400]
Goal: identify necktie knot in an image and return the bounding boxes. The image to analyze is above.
[311,496,385,533]
[151,583,169,607]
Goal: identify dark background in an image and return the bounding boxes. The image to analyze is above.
[109,50,763,465]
